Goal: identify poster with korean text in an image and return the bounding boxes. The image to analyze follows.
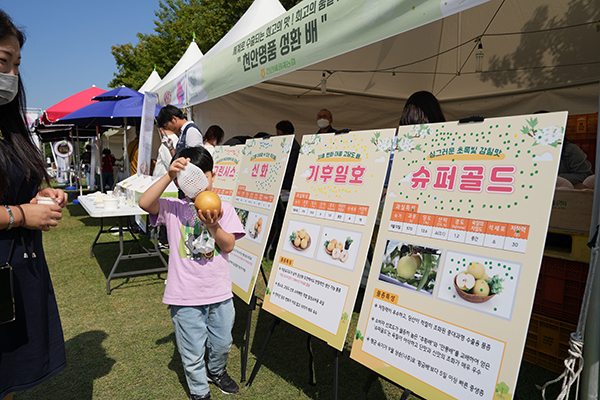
[137,92,158,176]
[212,144,244,204]
[262,129,395,350]
[350,113,568,400]
[229,136,293,304]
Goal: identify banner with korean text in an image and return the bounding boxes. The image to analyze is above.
[137,92,158,176]
[350,113,568,400]
[262,129,395,350]
[229,136,293,304]
[154,0,489,107]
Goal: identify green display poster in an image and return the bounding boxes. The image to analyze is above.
[262,129,395,350]
[350,112,568,400]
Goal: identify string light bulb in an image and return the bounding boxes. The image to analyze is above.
[321,72,327,94]
[475,39,484,72]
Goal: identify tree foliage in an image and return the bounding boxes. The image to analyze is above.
[110,0,303,90]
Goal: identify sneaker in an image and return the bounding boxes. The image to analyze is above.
[190,393,210,400]
[207,369,239,394]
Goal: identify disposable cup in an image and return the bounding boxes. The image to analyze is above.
[104,198,119,210]
[37,196,58,205]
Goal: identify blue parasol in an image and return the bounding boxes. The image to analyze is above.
[58,94,161,127]
[92,86,143,102]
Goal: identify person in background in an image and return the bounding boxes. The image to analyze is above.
[154,128,179,178]
[101,148,116,192]
[139,146,244,400]
[0,9,68,400]
[559,137,593,187]
[153,128,179,249]
[399,90,446,125]
[203,125,224,156]
[385,91,446,187]
[157,105,203,155]
[316,108,336,133]
[534,111,593,187]
[275,120,300,192]
[253,132,271,139]
[127,126,140,175]
[223,135,252,146]
[81,144,92,189]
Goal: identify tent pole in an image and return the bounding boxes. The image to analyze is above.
[96,126,103,192]
[581,82,600,400]
[124,117,129,177]
[77,126,83,197]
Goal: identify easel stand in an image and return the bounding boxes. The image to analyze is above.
[240,265,270,382]
[245,320,344,400]
[358,370,413,400]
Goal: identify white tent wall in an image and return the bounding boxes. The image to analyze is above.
[191,85,403,140]
[191,81,599,143]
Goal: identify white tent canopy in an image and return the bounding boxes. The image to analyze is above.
[151,41,204,104]
[153,0,599,139]
[203,0,286,60]
[138,69,161,93]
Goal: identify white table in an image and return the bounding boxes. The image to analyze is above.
[79,195,168,294]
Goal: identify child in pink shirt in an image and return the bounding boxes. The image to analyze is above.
[139,146,244,400]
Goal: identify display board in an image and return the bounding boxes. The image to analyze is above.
[229,136,293,304]
[212,144,244,203]
[261,130,395,350]
[350,113,568,400]
[137,92,158,176]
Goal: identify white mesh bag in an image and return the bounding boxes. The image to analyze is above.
[583,174,595,189]
[555,176,574,190]
[177,162,209,199]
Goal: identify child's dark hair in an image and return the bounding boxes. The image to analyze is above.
[172,146,213,173]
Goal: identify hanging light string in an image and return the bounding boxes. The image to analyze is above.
[293,17,598,97]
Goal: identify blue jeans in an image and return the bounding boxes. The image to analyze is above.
[101,172,113,192]
[171,298,235,397]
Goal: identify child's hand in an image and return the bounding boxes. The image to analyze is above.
[198,208,223,228]
[169,157,189,180]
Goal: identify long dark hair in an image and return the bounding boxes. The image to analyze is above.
[399,91,446,125]
[0,9,49,201]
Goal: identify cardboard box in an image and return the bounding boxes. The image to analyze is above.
[549,189,594,232]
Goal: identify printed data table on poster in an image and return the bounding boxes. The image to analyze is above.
[262,130,395,350]
[228,136,293,304]
[350,113,568,400]
[212,145,243,203]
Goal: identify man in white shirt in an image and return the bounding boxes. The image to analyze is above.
[156,105,203,156]
[153,129,180,177]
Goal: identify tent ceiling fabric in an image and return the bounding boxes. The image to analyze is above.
[262,0,600,103]
[186,0,598,141]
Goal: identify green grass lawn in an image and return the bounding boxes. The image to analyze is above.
[12,202,575,400]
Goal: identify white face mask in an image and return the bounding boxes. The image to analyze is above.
[317,118,330,129]
[0,72,18,106]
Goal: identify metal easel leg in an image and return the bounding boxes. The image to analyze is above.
[333,348,342,400]
[241,294,257,383]
[308,335,316,385]
[246,317,280,387]
[358,370,378,400]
